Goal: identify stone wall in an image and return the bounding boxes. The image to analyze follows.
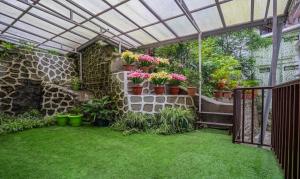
[0,50,78,115]
[112,71,195,114]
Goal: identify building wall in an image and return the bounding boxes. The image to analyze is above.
[254,34,299,86]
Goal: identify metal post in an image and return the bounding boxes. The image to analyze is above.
[79,52,83,81]
[296,34,300,77]
[198,32,202,113]
[119,41,122,54]
[262,0,283,143]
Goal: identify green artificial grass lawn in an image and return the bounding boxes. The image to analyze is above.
[0,127,282,179]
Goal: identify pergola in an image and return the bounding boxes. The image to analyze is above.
[0,0,293,114]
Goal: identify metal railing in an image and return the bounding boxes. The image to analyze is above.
[233,79,300,179]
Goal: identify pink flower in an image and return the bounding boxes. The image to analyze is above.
[138,55,155,63]
[128,70,150,79]
[170,73,187,81]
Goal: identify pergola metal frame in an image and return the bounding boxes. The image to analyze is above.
[0,0,292,54]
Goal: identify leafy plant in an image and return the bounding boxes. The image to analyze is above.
[82,96,117,123]
[184,70,200,87]
[71,77,81,91]
[149,71,171,85]
[155,108,195,135]
[0,41,16,60]
[68,106,82,115]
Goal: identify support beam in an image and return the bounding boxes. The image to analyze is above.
[198,32,202,113]
[262,0,284,143]
[118,42,122,54]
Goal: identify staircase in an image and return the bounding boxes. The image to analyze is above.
[194,96,233,133]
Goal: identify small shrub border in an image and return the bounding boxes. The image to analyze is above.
[112,107,196,135]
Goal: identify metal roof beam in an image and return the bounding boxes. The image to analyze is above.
[215,0,226,27]
[251,0,254,22]
[175,0,201,33]
[264,0,271,22]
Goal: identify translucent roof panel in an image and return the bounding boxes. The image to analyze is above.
[90,18,121,36]
[106,0,127,6]
[142,0,183,19]
[0,24,7,31]
[0,14,14,24]
[71,26,97,39]
[99,10,138,32]
[6,28,45,43]
[39,45,69,54]
[192,6,223,32]
[267,0,288,17]
[20,14,65,34]
[128,30,157,44]
[116,0,158,26]
[0,2,23,18]
[184,0,216,11]
[144,23,175,41]
[44,41,74,52]
[253,0,269,20]
[59,0,92,18]
[14,21,55,39]
[165,16,197,36]
[71,0,109,14]
[60,32,88,44]
[53,36,80,48]
[38,0,71,18]
[221,0,251,26]
[114,35,140,47]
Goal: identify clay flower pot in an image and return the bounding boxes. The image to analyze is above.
[154,86,165,95]
[223,91,233,99]
[140,66,151,72]
[170,86,180,95]
[132,85,143,95]
[123,64,135,71]
[214,91,223,98]
[187,87,197,96]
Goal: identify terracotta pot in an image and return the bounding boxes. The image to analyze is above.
[214,91,223,98]
[140,66,151,72]
[132,85,143,95]
[123,64,135,71]
[170,86,180,95]
[223,91,233,99]
[154,86,165,95]
[217,82,225,89]
[187,87,197,96]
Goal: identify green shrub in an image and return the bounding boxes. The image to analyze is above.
[112,112,155,134]
[155,108,195,135]
[112,108,196,135]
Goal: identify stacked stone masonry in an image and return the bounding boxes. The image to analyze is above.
[0,50,78,115]
[112,71,195,114]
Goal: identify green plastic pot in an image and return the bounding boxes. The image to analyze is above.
[68,115,82,127]
[56,115,68,126]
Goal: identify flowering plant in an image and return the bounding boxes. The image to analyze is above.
[138,55,155,67]
[155,57,170,68]
[128,70,150,84]
[149,71,171,85]
[121,51,138,65]
[169,73,187,86]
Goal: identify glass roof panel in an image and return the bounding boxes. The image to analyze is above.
[53,36,80,48]
[39,0,70,18]
[254,0,268,20]
[128,30,157,44]
[14,21,54,39]
[71,26,97,39]
[72,13,85,23]
[142,0,183,19]
[20,14,64,34]
[44,41,74,51]
[59,0,91,18]
[144,23,175,41]
[0,2,22,18]
[0,14,14,24]
[60,32,88,44]
[39,45,68,54]
[7,27,45,43]
[184,0,216,11]
[221,0,251,26]
[29,8,75,29]
[99,10,138,32]
[165,16,197,36]
[71,0,109,14]
[117,0,158,26]
[192,6,223,32]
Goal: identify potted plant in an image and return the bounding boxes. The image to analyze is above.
[149,71,170,95]
[169,73,187,95]
[55,113,69,126]
[71,77,81,91]
[68,106,82,127]
[121,50,138,71]
[82,97,117,127]
[223,80,238,99]
[138,54,155,72]
[155,57,170,72]
[184,70,199,96]
[128,70,150,95]
[241,80,259,99]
